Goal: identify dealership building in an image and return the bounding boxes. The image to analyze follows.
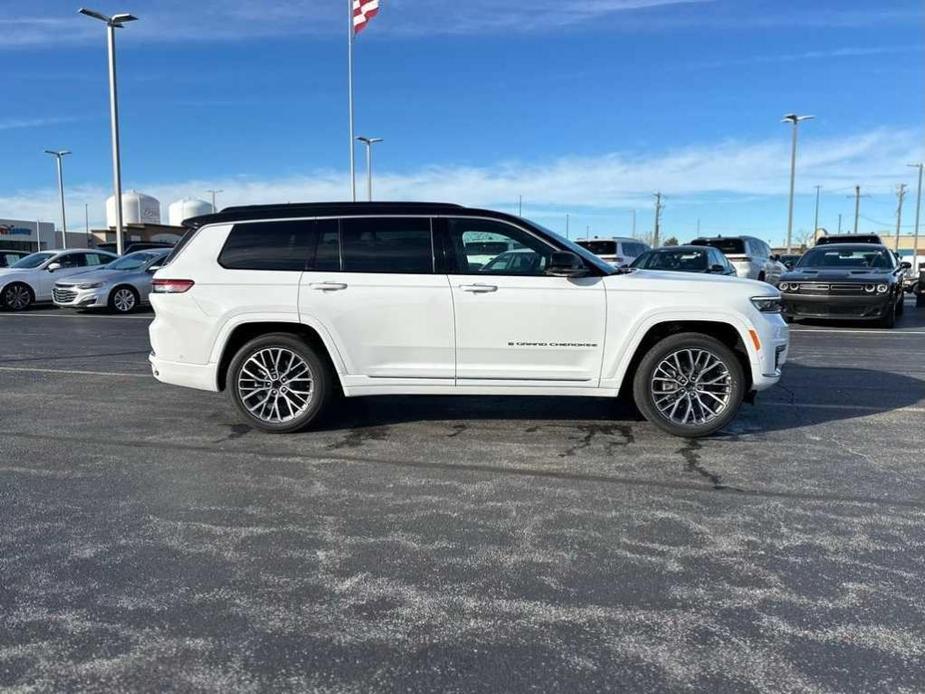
[0,219,81,253]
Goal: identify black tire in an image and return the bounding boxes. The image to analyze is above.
[108,285,139,314]
[632,332,746,438]
[878,301,896,329]
[1,282,34,311]
[227,333,333,434]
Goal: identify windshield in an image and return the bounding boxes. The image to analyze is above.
[576,240,617,256]
[108,251,165,271]
[632,248,709,271]
[691,238,746,255]
[10,252,56,269]
[528,222,616,274]
[797,246,892,269]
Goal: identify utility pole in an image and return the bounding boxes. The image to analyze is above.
[813,185,821,234]
[847,185,867,234]
[908,163,923,271]
[837,213,843,233]
[565,214,570,239]
[85,203,90,245]
[518,195,523,216]
[895,184,908,251]
[632,209,637,237]
[696,218,701,235]
[653,192,664,247]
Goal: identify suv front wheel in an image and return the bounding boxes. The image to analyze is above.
[632,332,746,438]
[227,333,332,433]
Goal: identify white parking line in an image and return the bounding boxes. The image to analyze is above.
[792,328,925,335]
[0,312,151,320]
[763,401,925,414]
[0,366,149,378]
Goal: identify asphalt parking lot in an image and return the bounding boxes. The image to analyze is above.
[2,302,924,692]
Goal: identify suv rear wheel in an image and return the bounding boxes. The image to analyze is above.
[227,333,332,433]
[632,332,746,438]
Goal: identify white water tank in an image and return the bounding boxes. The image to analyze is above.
[106,191,161,227]
[168,198,214,227]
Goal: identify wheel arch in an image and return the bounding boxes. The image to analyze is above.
[215,320,345,393]
[615,319,753,397]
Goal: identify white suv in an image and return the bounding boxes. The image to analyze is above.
[690,236,785,285]
[149,203,789,438]
[575,237,650,267]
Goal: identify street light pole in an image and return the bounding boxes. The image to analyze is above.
[80,8,137,256]
[356,137,382,202]
[207,189,223,212]
[908,163,923,271]
[813,185,821,234]
[781,114,814,255]
[44,149,71,249]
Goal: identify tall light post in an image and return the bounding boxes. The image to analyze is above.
[207,189,223,213]
[44,149,71,249]
[909,163,923,271]
[79,8,137,256]
[356,136,382,202]
[781,113,814,254]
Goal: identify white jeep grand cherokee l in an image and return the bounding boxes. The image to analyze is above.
[149,202,789,438]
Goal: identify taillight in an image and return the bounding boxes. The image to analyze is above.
[152,279,195,294]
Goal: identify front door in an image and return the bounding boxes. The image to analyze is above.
[443,218,606,386]
[298,217,455,383]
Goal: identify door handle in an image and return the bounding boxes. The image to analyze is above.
[460,283,498,293]
[309,282,348,291]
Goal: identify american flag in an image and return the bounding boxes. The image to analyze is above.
[353,0,379,34]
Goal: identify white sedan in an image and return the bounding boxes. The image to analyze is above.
[0,249,117,311]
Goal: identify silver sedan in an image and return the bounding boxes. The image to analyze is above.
[52,249,170,313]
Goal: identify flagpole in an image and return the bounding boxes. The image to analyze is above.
[347,0,356,202]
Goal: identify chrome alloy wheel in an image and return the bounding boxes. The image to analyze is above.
[113,288,136,312]
[650,348,732,426]
[237,347,315,424]
[3,284,31,310]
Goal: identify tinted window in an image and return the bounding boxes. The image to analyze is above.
[56,253,84,268]
[219,221,313,271]
[798,246,893,269]
[691,238,746,255]
[340,218,433,274]
[11,252,55,269]
[85,253,109,266]
[621,242,648,257]
[639,248,709,271]
[309,219,341,271]
[576,240,617,256]
[446,218,552,275]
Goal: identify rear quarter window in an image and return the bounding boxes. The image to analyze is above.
[218,221,314,271]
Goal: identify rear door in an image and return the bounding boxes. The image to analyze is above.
[443,217,606,386]
[298,217,455,383]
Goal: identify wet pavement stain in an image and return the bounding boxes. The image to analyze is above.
[447,424,468,438]
[561,424,635,458]
[328,426,390,450]
[212,423,252,443]
[679,439,744,491]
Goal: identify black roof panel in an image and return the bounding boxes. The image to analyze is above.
[183,201,469,228]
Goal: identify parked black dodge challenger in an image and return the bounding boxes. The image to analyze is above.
[779,243,910,328]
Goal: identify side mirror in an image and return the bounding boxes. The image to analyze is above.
[710,264,726,274]
[47,262,62,272]
[147,265,162,274]
[900,261,912,270]
[546,251,588,278]
[770,254,780,262]
[784,261,795,270]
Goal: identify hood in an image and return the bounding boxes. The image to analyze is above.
[782,267,892,282]
[53,268,130,286]
[611,268,773,293]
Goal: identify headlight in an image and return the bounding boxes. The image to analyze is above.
[780,282,798,292]
[77,282,103,290]
[876,284,888,294]
[864,284,876,293]
[751,296,782,313]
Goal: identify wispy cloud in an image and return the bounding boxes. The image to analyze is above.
[3,127,921,230]
[0,116,79,131]
[690,44,925,69]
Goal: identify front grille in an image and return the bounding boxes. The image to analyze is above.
[53,287,77,303]
[791,302,872,317]
[795,282,866,294]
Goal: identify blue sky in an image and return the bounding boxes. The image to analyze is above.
[2,0,923,245]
